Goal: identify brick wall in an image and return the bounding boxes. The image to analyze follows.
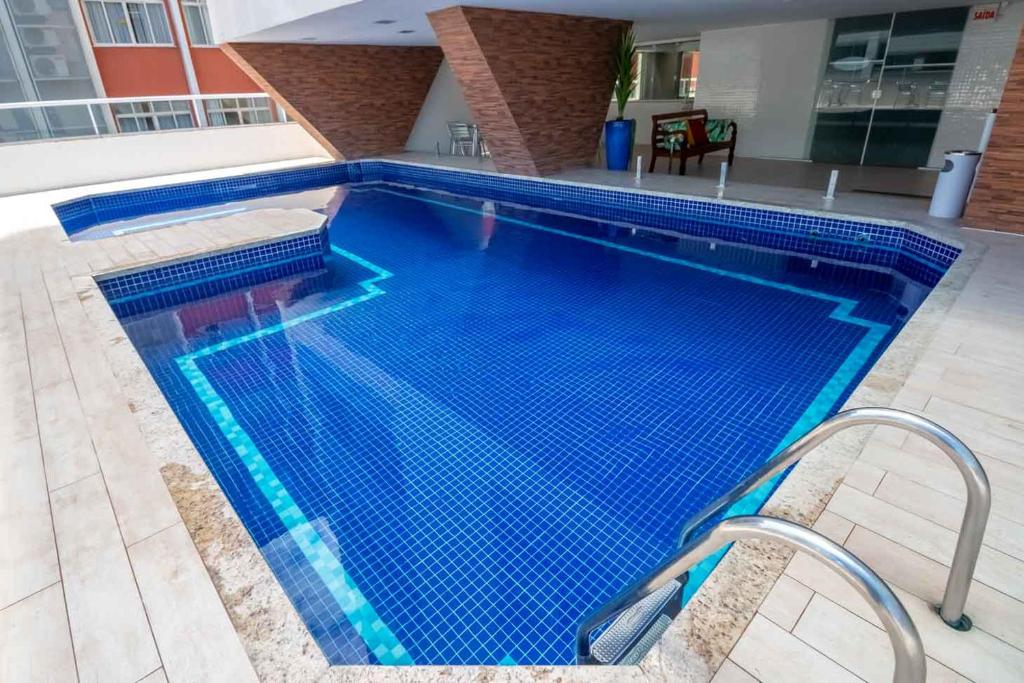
[429,7,629,176]
[223,43,442,160]
[964,30,1024,233]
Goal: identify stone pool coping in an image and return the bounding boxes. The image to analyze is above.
[65,160,980,681]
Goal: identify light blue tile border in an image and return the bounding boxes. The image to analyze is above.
[175,246,409,665]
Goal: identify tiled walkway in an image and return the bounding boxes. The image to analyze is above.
[1,157,1022,682]
[0,165,325,682]
[716,229,1024,683]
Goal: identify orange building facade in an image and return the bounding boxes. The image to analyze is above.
[77,0,256,96]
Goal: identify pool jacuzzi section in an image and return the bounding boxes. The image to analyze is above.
[66,162,958,667]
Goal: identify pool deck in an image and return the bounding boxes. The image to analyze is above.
[1,155,1022,682]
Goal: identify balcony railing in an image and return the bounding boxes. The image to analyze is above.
[0,93,285,145]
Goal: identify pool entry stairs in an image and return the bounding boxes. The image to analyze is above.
[579,408,991,683]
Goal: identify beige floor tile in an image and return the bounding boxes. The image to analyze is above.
[857,441,1024,522]
[793,594,963,683]
[923,395,1024,460]
[874,472,1024,560]
[905,359,1024,424]
[48,294,180,545]
[0,583,77,683]
[785,549,882,625]
[0,356,38,446]
[827,485,1024,601]
[33,380,100,492]
[129,524,257,683]
[711,659,758,683]
[842,460,885,494]
[729,614,860,683]
[811,510,855,545]
[845,527,1024,652]
[51,473,160,683]
[137,669,168,683]
[789,536,1024,681]
[899,432,1024,490]
[0,437,59,609]
[757,574,812,631]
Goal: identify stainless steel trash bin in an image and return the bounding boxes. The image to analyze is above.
[929,150,982,219]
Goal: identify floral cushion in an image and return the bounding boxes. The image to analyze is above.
[658,120,688,152]
[705,119,735,143]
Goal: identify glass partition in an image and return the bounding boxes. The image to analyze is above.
[811,6,968,167]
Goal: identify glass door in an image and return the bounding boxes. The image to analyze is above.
[810,13,891,165]
[862,6,967,167]
[810,7,968,168]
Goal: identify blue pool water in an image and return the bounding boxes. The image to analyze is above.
[111,183,937,666]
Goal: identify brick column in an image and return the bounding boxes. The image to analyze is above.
[223,43,442,160]
[964,30,1024,233]
[429,7,629,176]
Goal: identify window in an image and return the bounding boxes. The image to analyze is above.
[182,0,213,46]
[206,97,272,126]
[113,100,194,132]
[632,39,700,102]
[84,1,173,45]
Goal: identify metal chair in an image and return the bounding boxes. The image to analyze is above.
[447,121,477,156]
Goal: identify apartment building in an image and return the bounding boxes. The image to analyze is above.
[0,0,277,142]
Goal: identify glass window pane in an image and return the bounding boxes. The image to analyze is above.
[209,112,225,126]
[175,113,194,127]
[146,3,172,44]
[127,3,153,44]
[85,1,112,43]
[118,117,140,133]
[886,7,968,67]
[105,3,132,44]
[184,4,211,45]
[158,114,186,129]
[255,109,271,124]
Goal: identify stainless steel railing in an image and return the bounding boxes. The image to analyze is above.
[676,407,990,630]
[0,93,282,144]
[576,516,927,683]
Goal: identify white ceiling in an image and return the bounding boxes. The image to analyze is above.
[212,0,986,45]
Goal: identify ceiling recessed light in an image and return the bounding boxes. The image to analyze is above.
[398,29,415,34]
[373,19,396,24]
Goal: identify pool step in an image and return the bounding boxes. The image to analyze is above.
[587,577,685,664]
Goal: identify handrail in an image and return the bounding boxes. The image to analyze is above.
[0,93,271,111]
[0,93,278,143]
[576,516,927,683]
[677,407,990,630]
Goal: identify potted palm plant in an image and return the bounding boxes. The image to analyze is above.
[605,29,637,171]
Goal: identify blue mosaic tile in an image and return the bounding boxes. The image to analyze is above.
[97,230,327,303]
[55,160,958,290]
[108,184,946,667]
[55,162,350,235]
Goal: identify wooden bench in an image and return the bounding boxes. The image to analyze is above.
[648,109,738,175]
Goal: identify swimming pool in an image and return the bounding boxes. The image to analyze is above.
[87,164,955,667]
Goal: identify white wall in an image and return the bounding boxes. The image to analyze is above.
[927,2,1024,167]
[405,59,475,154]
[694,20,831,160]
[0,123,330,196]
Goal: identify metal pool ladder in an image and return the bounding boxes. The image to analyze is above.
[576,407,991,679]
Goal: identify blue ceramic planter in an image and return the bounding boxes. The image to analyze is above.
[605,118,635,171]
